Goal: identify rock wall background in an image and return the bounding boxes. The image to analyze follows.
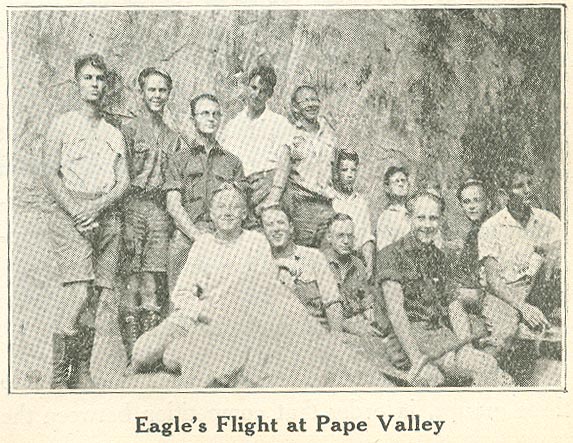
[9,9,562,388]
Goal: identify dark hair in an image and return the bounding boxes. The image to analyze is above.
[456,179,486,202]
[384,166,409,185]
[326,212,354,230]
[406,191,446,215]
[499,158,535,190]
[291,85,319,107]
[248,66,277,95]
[137,67,173,91]
[335,150,360,170]
[190,93,220,116]
[74,53,108,79]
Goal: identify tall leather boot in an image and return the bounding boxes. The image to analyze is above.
[69,326,96,389]
[51,333,74,389]
[122,312,140,364]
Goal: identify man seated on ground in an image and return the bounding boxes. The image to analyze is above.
[260,205,343,332]
[448,179,513,359]
[164,93,245,292]
[478,160,561,382]
[122,184,394,389]
[332,150,376,280]
[378,191,514,387]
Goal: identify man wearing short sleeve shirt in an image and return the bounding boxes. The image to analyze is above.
[164,94,245,291]
[479,161,561,339]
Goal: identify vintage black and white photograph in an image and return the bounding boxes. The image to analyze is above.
[8,6,564,391]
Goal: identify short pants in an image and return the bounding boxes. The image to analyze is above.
[123,196,170,274]
[49,205,121,289]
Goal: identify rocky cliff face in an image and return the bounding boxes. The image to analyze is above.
[10,8,561,217]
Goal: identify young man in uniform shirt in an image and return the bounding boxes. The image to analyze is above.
[121,67,178,358]
[379,192,513,387]
[260,206,344,332]
[332,150,375,280]
[219,66,293,221]
[43,54,130,388]
[266,85,338,247]
[164,93,245,292]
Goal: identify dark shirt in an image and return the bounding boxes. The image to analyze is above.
[163,135,245,223]
[324,248,372,319]
[377,232,452,329]
[122,111,178,195]
[454,224,481,288]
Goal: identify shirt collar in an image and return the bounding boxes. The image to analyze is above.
[498,206,540,229]
[182,134,223,155]
[323,247,359,269]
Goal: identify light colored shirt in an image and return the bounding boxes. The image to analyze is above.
[333,192,375,250]
[171,230,276,322]
[219,107,294,177]
[287,117,337,196]
[47,111,125,195]
[376,204,411,250]
[274,245,341,307]
[478,207,561,284]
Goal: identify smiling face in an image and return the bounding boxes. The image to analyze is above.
[141,73,170,114]
[460,184,488,224]
[410,195,442,244]
[262,208,293,250]
[77,64,106,103]
[210,188,246,234]
[247,75,273,112]
[293,87,320,123]
[193,97,221,137]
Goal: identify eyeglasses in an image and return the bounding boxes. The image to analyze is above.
[195,110,222,119]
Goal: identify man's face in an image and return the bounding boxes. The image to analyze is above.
[193,98,221,137]
[141,74,170,113]
[262,209,293,250]
[247,75,272,112]
[293,88,320,122]
[210,189,246,234]
[387,171,409,198]
[338,159,358,192]
[411,196,442,244]
[328,219,355,256]
[460,184,488,223]
[77,64,106,103]
[508,172,535,212]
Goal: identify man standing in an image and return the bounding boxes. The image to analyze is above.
[121,67,178,358]
[266,85,338,246]
[260,206,343,332]
[43,54,130,388]
[376,166,411,251]
[164,93,245,291]
[332,150,375,279]
[379,192,513,387]
[219,66,293,220]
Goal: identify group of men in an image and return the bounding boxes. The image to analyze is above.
[41,53,562,390]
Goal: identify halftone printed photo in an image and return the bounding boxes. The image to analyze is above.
[7,6,564,392]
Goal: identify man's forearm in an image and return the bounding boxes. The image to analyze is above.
[271,144,290,194]
[448,299,472,341]
[362,241,375,275]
